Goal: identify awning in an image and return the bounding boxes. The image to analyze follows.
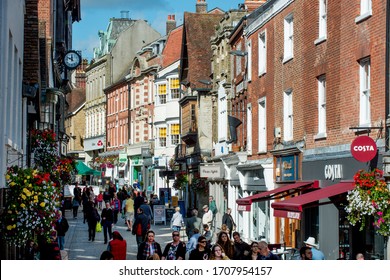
[271,181,355,219]
[76,161,101,176]
[236,181,319,211]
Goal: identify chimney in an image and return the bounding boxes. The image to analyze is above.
[120,10,129,19]
[196,0,207,14]
[166,15,177,35]
[243,0,267,12]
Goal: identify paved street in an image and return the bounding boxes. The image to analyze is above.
[63,207,183,260]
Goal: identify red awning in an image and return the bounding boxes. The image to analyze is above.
[236,181,319,211]
[271,181,355,219]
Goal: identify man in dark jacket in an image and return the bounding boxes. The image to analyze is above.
[222,208,236,238]
[101,202,114,244]
[132,207,150,247]
[55,210,69,250]
[232,231,251,260]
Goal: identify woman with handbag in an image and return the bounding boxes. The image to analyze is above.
[86,201,100,242]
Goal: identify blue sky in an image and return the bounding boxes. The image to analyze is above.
[73,0,243,61]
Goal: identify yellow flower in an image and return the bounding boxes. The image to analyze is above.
[27,176,30,179]
[9,182,16,187]
[6,225,14,230]
[20,203,26,208]
[5,175,10,180]
[21,194,26,200]
[40,202,45,207]
[24,180,27,183]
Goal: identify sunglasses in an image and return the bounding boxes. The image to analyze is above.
[172,234,180,237]
[199,241,207,243]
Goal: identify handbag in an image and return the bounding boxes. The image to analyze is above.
[96,222,102,232]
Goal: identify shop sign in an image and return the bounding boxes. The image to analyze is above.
[275,155,299,182]
[238,204,251,211]
[324,164,343,181]
[200,165,223,178]
[119,153,128,163]
[350,136,377,162]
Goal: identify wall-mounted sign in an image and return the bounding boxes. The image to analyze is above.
[200,165,223,178]
[84,137,105,151]
[275,155,299,182]
[350,136,377,162]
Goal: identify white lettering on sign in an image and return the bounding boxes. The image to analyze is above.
[324,164,343,181]
[353,145,375,152]
[238,205,249,211]
[287,212,301,219]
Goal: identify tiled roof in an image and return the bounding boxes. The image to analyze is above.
[66,87,85,115]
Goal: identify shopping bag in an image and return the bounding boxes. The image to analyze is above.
[96,222,102,232]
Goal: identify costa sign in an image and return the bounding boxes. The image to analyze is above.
[350,136,377,162]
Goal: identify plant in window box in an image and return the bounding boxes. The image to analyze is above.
[345,168,390,236]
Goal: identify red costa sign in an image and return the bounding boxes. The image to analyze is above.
[350,136,377,162]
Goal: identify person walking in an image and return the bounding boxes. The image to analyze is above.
[171,206,184,232]
[110,193,121,225]
[185,209,202,239]
[86,201,100,242]
[124,193,134,231]
[54,210,69,250]
[222,208,236,239]
[161,230,186,260]
[101,202,114,244]
[132,207,150,248]
[303,237,325,260]
[202,205,213,230]
[72,196,80,219]
[137,230,163,260]
[107,231,127,260]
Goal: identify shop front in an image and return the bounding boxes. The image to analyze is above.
[272,154,386,260]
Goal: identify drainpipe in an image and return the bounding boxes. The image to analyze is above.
[384,0,390,260]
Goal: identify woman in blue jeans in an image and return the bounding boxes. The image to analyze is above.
[170,207,184,232]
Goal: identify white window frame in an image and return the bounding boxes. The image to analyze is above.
[359,58,371,127]
[218,83,228,142]
[170,123,180,146]
[355,0,372,23]
[283,14,294,63]
[246,104,252,155]
[283,89,293,141]
[258,30,267,76]
[316,76,327,138]
[258,97,267,153]
[315,0,327,44]
[246,40,252,82]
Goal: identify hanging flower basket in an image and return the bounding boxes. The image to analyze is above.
[1,166,61,246]
[172,171,188,191]
[30,129,58,172]
[189,174,208,193]
[345,168,390,236]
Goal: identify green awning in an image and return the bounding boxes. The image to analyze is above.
[76,161,101,176]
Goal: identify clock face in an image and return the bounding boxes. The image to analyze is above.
[64,51,81,69]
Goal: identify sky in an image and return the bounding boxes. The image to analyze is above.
[73,0,243,61]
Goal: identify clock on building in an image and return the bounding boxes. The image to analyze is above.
[63,50,81,69]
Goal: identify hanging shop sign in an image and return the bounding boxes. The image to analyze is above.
[350,136,377,162]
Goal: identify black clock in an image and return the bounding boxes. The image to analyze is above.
[63,50,81,69]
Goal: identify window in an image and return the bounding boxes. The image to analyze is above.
[170,124,180,146]
[158,127,167,147]
[235,45,242,76]
[258,31,267,75]
[317,76,327,137]
[218,85,228,141]
[283,90,293,141]
[283,14,294,62]
[359,58,371,126]
[258,97,267,153]
[169,78,180,99]
[318,0,327,40]
[247,104,252,155]
[157,83,167,104]
[356,0,372,23]
[246,40,252,82]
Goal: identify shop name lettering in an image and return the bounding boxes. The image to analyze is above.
[353,145,375,152]
[201,169,219,175]
[287,212,300,219]
[324,164,343,181]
